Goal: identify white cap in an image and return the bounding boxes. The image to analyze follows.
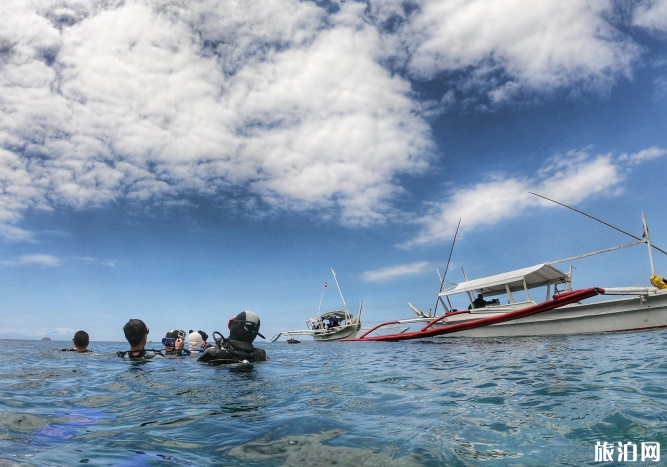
[188,331,203,349]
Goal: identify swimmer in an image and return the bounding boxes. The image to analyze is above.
[188,330,212,352]
[117,319,163,359]
[198,311,267,365]
[198,330,212,349]
[163,330,190,356]
[61,330,91,352]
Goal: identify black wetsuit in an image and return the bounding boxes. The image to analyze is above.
[164,348,191,357]
[60,348,91,352]
[117,349,164,360]
[197,339,267,365]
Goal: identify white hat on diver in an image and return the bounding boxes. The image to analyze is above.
[188,331,203,349]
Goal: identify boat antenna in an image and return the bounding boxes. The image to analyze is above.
[331,268,349,312]
[529,192,667,256]
[433,219,461,315]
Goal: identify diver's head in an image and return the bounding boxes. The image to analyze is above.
[163,329,184,350]
[73,330,89,350]
[188,331,203,349]
[123,319,149,348]
[228,311,265,343]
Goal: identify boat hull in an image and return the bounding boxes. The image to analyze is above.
[313,323,361,341]
[431,293,667,337]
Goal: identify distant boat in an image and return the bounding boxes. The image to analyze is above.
[346,212,667,341]
[286,338,300,344]
[269,269,362,342]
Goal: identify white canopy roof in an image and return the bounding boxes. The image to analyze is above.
[439,263,568,298]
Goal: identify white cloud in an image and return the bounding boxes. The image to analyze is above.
[619,147,667,165]
[405,148,641,247]
[75,256,116,266]
[633,0,667,32]
[372,0,639,98]
[362,261,432,281]
[55,327,76,336]
[0,0,432,237]
[2,254,60,267]
[0,0,661,240]
[0,223,36,243]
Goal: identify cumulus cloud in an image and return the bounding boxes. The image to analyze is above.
[1,254,60,267]
[362,261,432,281]
[0,0,662,240]
[405,146,666,247]
[633,0,667,31]
[0,0,432,238]
[371,0,640,102]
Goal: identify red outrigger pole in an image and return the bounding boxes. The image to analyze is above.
[342,287,604,342]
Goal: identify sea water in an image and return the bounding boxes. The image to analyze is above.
[1,332,666,466]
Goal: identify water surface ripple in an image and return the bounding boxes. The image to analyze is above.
[1,332,666,466]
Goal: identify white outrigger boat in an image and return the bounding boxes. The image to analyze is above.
[346,205,667,342]
[269,270,362,342]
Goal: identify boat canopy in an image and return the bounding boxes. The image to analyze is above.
[439,263,569,298]
[306,309,349,324]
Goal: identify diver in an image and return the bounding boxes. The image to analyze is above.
[197,311,267,365]
[117,319,164,359]
[188,330,212,352]
[61,330,91,352]
[163,330,191,356]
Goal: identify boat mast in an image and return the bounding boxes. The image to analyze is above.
[643,212,656,275]
[331,269,350,319]
[317,282,326,317]
[434,219,461,316]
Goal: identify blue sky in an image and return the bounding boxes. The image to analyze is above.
[1,0,666,342]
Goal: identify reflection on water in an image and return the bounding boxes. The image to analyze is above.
[0,331,666,465]
[228,429,424,466]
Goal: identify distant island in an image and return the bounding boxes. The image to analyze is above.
[41,337,51,341]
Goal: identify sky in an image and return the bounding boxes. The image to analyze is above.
[1,0,667,342]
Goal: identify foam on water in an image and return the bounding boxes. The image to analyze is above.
[1,332,666,466]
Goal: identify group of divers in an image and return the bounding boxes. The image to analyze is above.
[61,311,267,365]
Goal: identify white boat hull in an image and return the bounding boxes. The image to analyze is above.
[270,305,363,342]
[430,292,667,337]
[313,323,361,341]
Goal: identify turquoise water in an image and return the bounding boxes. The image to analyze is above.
[1,332,666,466]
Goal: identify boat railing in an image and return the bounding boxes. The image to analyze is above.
[469,301,536,314]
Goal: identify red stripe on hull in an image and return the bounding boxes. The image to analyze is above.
[343,287,604,342]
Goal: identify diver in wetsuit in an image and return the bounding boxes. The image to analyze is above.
[61,330,91,352]
[117,319,163,359]
[188,330,212,351]
[197,311,267,365]
[163,330,191,356]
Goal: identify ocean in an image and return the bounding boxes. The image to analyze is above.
[1,332,666,466]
